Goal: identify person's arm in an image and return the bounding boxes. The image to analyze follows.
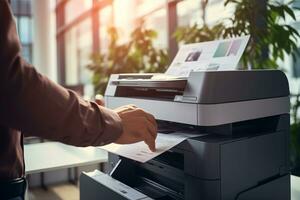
[0,0,123,146]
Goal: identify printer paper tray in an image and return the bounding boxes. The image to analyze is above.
[80,170,154,200]
[81,170,183,200]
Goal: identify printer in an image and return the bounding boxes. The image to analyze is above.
[80,70,291,200]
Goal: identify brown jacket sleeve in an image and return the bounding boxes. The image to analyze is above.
[0,0,122,147]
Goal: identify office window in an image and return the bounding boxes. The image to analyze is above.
[177,0,233,27]
[113,0,137,43]
[18,17,32,44]
[205,0,234,25]
[65,19,93,85]
[21,45,32,63]
[143,8,168,49]
[177,0,202,27]
[99,5,113,52]
[11,0,33,63]
[65,0,93,24]
[135,0,166,17]
[55,0,177,92]
[11,0,32,15]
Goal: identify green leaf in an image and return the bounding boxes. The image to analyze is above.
[283,5,296,20]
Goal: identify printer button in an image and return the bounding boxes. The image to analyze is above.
[174,95,183,102]
[182,96,197,102]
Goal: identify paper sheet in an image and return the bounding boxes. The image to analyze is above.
[99,132,203,163]
[165,35,250,77]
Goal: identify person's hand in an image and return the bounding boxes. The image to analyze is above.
[114,105,158,152]
[94,96,158,152]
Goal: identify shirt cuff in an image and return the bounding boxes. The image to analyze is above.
[97,105,123,145]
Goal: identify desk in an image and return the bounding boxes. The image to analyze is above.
[24,142,107,188]
[292,175,300,199]
[24,142,107,174]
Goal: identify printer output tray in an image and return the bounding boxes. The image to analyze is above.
[111,79,187,90]
[81,170,155,200]
[80,155,185,200]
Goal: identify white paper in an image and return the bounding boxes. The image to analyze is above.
[99,132,202,163]
[165,35,250,77]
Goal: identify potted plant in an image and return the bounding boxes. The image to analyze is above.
[174,0,299,69]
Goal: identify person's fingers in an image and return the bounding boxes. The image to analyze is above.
[138,112,157,138]
[115,105,136,113]
[114,107,126,113]
[121,104,137,111]
[134,108,146,115]
[95,94,103,100]
[95,94,105,106]
[134,109,155,121]
[127,104,137,108]
[118,107,143,117]
[132,116,154,136]
[145,113,157,130]
[144,136,156,152]
[145,119,157,139]
[142,126,156,152]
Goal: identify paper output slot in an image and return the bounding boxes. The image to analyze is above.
[115,86,184,100]
[118,74,154,79]
[112,79,187,90]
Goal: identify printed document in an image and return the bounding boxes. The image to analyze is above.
[165,35,250,77]
[99,132,203,163]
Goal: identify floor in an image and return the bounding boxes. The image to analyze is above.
[27,184,79,200]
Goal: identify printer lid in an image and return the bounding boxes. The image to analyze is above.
[106,70,290,104]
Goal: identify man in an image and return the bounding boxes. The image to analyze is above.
[0,1,157,199]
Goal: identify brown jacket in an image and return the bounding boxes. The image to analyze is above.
[0,0,122,180]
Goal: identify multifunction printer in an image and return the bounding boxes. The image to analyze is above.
[80,70,290,200]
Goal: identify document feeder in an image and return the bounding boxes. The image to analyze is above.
[80,70,291,200]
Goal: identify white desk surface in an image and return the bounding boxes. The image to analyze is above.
[24,142,107,174]
[292,175,300,199]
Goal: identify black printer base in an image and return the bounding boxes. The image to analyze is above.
[80,170,290,200]
[236,174,290,200]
